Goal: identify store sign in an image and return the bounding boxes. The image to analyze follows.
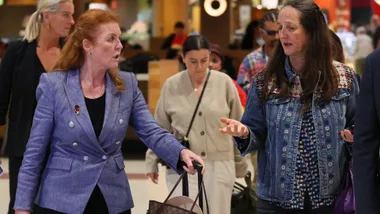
[335,0,351,31]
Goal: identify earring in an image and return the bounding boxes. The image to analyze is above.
[88,52,92,56]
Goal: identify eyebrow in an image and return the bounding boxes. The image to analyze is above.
[107,33,120,37]
[278,21,297,25]
[190,57,208,60]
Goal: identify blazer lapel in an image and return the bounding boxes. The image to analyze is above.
[98,72,121,143]
[64,69,101,148]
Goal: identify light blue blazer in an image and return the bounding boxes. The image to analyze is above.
[14,69,185,213]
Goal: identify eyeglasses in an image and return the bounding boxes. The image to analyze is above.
[262,29,279,36]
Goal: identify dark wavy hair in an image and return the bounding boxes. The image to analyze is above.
[261,0,338,107]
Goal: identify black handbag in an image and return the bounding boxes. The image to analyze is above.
[158,71,211,166]
[231,171,257,214]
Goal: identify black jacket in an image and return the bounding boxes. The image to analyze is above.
[0,39,63,157]
[353,48,380,214]
[160,33,175,50]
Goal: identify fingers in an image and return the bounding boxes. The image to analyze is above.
[183,156,195,175]
[220,123,247,138]
[220,117,231,125]
[193,155,206,174]
[341,130,354,143]
[147,173,159,184]
[153,173,159,184]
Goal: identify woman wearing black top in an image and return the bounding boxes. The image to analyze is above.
[0,0,74,213]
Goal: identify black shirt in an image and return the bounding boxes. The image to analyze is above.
[0,39,64,156]
[85,93,106,139]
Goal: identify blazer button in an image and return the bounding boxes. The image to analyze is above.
[102,155,108,160]
[198,111,202,116]
[200,131,205,136]
[116,141,121,145]
[83,156,89,161]
[201,152,206,157]
[119,119,124,125]
[69,121,75,128]
[72,142,78,146]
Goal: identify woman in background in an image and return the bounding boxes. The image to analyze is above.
[146,35,246,214]
[208,43,247,108]
[0,1,75,213]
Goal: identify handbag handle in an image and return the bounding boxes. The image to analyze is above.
[184,70,211,140]
[188,181,210,213]
[161,167,210,213]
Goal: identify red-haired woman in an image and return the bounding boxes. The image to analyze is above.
[13,9,204,214]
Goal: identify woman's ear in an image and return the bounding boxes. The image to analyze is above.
[82,39,92,55]
[41,11,50,25]
[180,52,185,63]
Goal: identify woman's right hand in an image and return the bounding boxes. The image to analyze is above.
[147,172,159,184]
[15,210,30,214]
[219,117,249,138]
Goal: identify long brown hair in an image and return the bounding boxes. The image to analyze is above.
[54,9,125,91]
[329,30,345,63]
[262,1,338,106]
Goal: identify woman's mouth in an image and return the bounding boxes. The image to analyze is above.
[113,54,120,60]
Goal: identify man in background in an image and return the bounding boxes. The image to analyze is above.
[237,11,279,94]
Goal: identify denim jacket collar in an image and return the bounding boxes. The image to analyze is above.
[285,57,298,83]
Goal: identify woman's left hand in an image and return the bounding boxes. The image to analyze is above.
[180,149,205,175]
[340,129,354,143]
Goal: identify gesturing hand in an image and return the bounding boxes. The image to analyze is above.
[219,117,249,138]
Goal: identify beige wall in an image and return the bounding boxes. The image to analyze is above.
[152,0,189,37]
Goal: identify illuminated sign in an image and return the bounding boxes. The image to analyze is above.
[204,0,227,17]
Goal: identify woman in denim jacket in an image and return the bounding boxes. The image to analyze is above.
[220,1,358,214]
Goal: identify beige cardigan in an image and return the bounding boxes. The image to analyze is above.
[145,70,247,176]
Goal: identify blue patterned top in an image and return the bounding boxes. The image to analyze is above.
[273,109,335,209]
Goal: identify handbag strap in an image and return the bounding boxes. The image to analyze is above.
[189,181,210,213]
[163,173,185,203]
[184,70,211,140]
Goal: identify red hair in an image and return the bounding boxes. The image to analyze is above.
[54,9,125,91]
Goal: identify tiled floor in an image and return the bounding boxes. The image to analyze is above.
[0,157,252,213]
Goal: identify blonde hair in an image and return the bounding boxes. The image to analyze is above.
[24,0,73,43]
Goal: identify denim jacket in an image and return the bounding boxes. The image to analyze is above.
[235,58,359,203]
